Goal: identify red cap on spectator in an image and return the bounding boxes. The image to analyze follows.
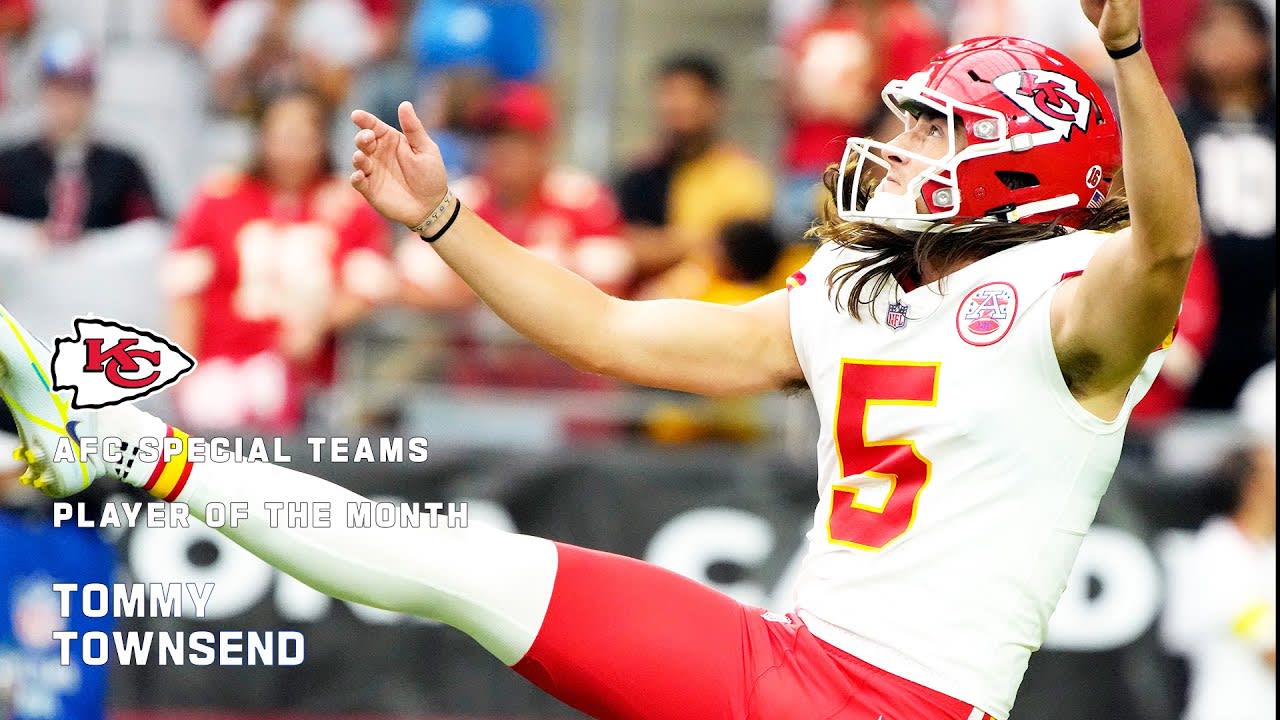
[487,82,556,138]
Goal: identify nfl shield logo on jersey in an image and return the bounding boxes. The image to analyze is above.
[886,302,909,331]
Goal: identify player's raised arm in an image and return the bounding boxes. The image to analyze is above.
[350,103,801,396]
[1052,0,1201,403]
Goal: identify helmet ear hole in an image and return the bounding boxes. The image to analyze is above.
[996,171,1040,190]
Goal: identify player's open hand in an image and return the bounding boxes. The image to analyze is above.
[1080,0,1141,52]
[350,101,448,229]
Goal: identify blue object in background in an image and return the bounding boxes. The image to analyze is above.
[431,129,482,179]
[0,511,113,720]
[409,0,547,81]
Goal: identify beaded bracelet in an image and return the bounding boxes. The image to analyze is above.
[408,190,455,235]
[419,198,462,243]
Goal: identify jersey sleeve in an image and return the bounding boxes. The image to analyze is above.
[163,188,221,298]
[570,188,632,293]
[538,169,633,292]
[336,201,397,304]
[572,181,625,240]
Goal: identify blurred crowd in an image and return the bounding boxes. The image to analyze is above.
[1,0,1272,444]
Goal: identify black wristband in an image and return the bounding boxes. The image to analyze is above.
[419,199,462,243]
[1106,34,1143,60]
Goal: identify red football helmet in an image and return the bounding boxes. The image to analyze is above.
[837,36,1122,230]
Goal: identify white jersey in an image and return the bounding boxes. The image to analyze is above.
[786,231,1164,719]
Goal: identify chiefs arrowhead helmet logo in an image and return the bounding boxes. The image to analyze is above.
[1017,71,1081,123]
[51,317,196,409]
[994,69,1094,140]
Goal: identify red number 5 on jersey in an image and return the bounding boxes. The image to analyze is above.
[829,360,940,551]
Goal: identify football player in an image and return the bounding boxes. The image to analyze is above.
[2,1,1198,717]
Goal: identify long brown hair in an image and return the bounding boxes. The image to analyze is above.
[808,163,1131,320]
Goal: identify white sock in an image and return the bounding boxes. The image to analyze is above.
[97,404,557,665]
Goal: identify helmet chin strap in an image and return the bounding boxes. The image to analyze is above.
[862,191,938,232]
[862,187,1084,233]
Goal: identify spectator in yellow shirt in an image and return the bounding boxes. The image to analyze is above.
[617,54,809,300]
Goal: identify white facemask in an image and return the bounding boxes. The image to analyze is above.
[861,186,937,232]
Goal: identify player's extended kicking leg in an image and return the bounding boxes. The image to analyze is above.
[1,305,987,720]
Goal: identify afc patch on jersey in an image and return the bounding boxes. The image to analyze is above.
[956,282,1018,346]
[886,302,910,331]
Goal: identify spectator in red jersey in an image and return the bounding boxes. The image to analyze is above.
[397,82,631,389]
[1140,0,1206,103]
[400,82,633,304]
[0,30,158,243]
[950,0,1111,81]
[776,0,943,239]
[202,0,375,114]
[0,0,33,106]
[168,0,400,59]
[355,0,405,63]
[163,87,395,432]
[949,0,1202,102]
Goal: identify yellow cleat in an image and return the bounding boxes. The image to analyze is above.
[0,304,101,498]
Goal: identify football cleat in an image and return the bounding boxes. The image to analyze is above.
[0,304,101,497]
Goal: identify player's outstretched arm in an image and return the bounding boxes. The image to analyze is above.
[1052,0,1201,405]
[350,103,802,396]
